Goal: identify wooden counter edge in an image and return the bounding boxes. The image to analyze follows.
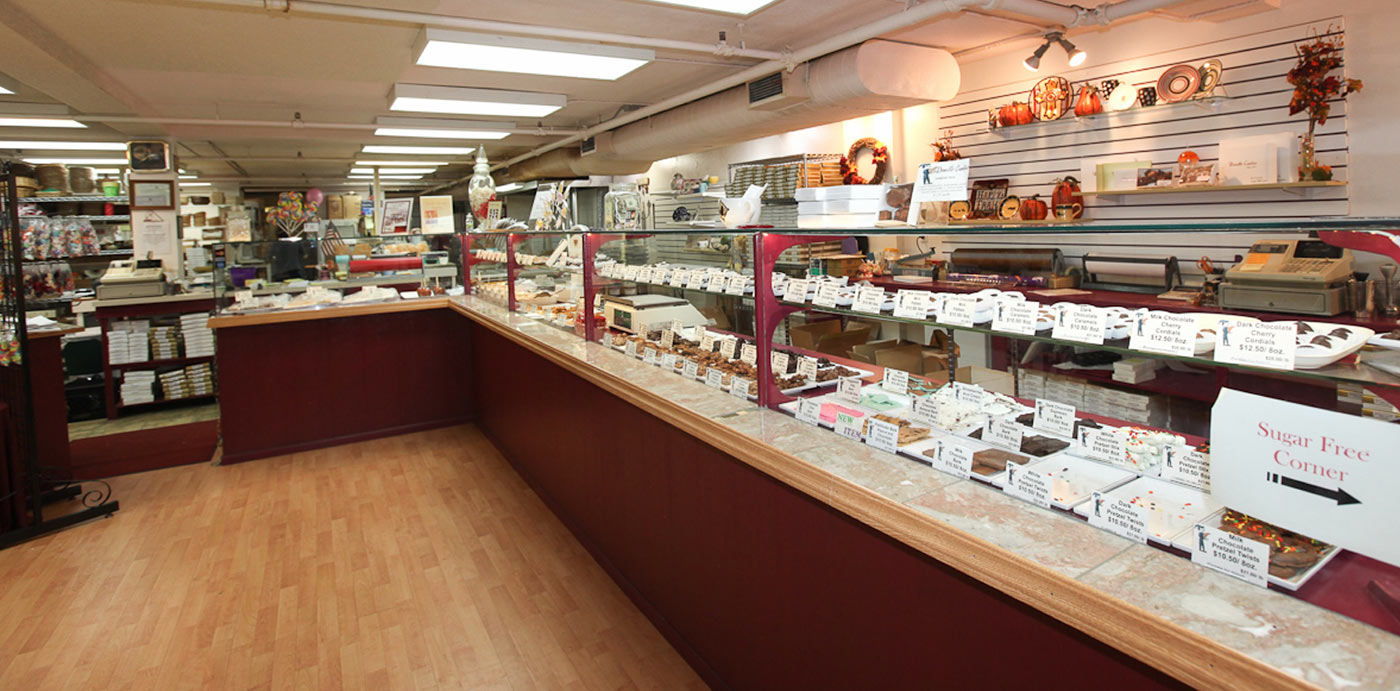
[28,325,85,340]
[449,300,1313,691]
[208,297,453,329]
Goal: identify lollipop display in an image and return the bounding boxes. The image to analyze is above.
[467,148,497,222]
[264,191,321,237]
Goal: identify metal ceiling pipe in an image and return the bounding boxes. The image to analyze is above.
[0,113,585,137]
[157,0,783,61]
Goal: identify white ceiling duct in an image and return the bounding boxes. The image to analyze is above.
[504,39,958,181]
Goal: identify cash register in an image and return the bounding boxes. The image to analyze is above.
[1219,239,1353,316]
[97,259,167,299]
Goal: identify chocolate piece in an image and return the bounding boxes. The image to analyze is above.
[1021,434,1070,457]
[1328,328,1353,339]
[1297,322,1314,334]
[1310,334,1333,348]
[1016,412,1035,426]
[971,448,1029,476]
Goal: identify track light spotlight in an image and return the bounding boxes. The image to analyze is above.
[1023,32,1087,71]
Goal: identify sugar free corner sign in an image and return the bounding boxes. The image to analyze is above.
[1210,389,1398,568]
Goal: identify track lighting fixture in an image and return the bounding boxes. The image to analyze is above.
[1023,32,1087,71]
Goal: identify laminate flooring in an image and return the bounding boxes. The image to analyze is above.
[0,425,705,690]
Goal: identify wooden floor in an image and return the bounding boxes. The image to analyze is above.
[0,425,705,690]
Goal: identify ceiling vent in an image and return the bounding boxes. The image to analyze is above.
[580,136,597,156]
[747,64,811,112]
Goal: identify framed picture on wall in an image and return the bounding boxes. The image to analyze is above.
[381,198,413,235]
[129,180,175,210]
[127,140,171,173]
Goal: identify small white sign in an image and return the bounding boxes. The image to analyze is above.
[1033,399,1077,438]
[813,283,842,309]
[785,278,810,303]
[1161,444,1211,492]
[881,368,910,396]
[941,295,978,327]
[705,369,725,389]
[669,270,687,288]
[834,411,864,441]
[929,440,973,478]
[1215,320,1296,370]
[624,340,639,357]
[661,353,678,369]
[952,382,987,408]
[661,329,676,349]
[1191,524,1270,588]
[835,377,863,404]
[683,360,700,379]
[644,347,659,365]
[797,358,819,381]
[865,418,900,454]
[687,271,706,291]
[729,378,753,399]
[984,417,1024,450]
[700,332,717,352]
[796,399,822,426]
[624,265,640,281]
[894,290,931,321]
[992,298,1039,336]
[1003,464,1053,509]
[637,266,653,283]
[740,343,758,365]
[720,338,738,360]
[1086,492,1149,544]
[670,320,686,337]
[1078,427,1128,466]
[910,395,943,428]
[1052,304,1108,345]
[853,286,885,314]
[772,351,790,374]
[929,293,948,321]
[913,159,972,203]
[725,274,748,296]
[1129,312,1197,357]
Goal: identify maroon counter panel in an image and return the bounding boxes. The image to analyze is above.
[468,323,1183,689]
[218,309,473,464]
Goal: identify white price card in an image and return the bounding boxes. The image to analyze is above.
[813,283,841,309]
[772,350,790,374]
[929,293,948,321]
[725,275,748,296]
[929,440,973,478]
[992,298,1039,336]
[740,343,758,366]
[705,369,725,389]
[644,347,659,365]
[940,295,977,327]
[910,394,943,428]
[669,320,685,337]
[865,418,900,454]
[1215,319,1295,370]
[835,376,863,404]
[796,398,822,426]
[669,270,687,288]
[984,416,1024,450]
[652,268,669,284]
[624,340,639,357]
[797,358,819,381]
[720,338,738,360]
[1191,524,1270,588]
[1160,444,1211,492]
[1129,312,1196,357]
[952,381,987,408]
[1078,427,1128,466]
[729,378,753,400]
[881,368,910,396]
[624,265,640,281]
[913,159,971,203]
[785,278,810,303]
[1052,304,1107,345]
[1033,399,1077,438]
[1003,463,1053,509]
[661,353,678,369]
[853,286,885,314]
[687,271,706,291]
[637,267,653,283]
[894,290,931,320]
[700,332,717,352]
[661,329,676,349]
[683,360,700,379]
[834,411,864,441]
[1086,492,1149,544]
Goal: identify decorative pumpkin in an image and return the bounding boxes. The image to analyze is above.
[1178,150,1200,164]
[1074,85,1103,117]
[1020,195,1049,221]
[840,137,890,185]
[997,101,1033,127]
[1052,177,1085,219]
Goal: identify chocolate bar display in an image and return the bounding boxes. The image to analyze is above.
[1218,509,1333,580]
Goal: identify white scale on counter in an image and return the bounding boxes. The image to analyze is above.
[602,294,707,334]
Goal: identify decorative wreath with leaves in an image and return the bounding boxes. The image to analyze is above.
[840,137,889,185]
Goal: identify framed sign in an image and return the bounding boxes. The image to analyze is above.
[381,198,413,235]
[130,180,175,210]
[127,140,171,172]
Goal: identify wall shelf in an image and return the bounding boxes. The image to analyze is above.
[988,95,1231,135]
[947,218,1085,226]
[1085,181,1346,197]
[20,195,126,203]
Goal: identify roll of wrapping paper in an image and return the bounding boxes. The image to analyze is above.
[349,257,422,273]
[948,248,1064,275]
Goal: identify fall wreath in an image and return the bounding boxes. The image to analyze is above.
[840,137,889,185]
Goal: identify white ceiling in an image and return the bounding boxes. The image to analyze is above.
[0,0,1182,190]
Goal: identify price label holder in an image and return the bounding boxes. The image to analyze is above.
[834,412,864,441]
[894,290,931,321]
[797,358,819,381]
[705,369,726,389]
[669,270,687,288]
[1003,464,1053,509]
[624,340,639,358]
[910,394,943,428]
[687,272,706,291]
[1086,491,1149,544]
[796,398,823,426]
[1052,304,1108,345]
[1129,312,1196,357]
[661,353,678,369]
[813,283,841,309]
[700,332,717,352]
[651,268,668,284]
[865,418,900,454]
[1215,319,1296,370]
[941,294,977,327]
[881,368,910,396]
[992,298,1039,336]
[1033,399,1077,438]
[983,416,1024,450]
[785,278,809,303]
[661,329,676,349]
[729,377,753,400]
[644,347,659,365]
[720,338,738,360]
[772,351,791,374]
[1078,427,1128,466]
[624,265,639,281]
[669,320,686,337]
[683,360,700,379]
[725,275,748,296]
[853,286,885,314]
[740,344,758,365]
[835,376,863,404]
[952,381,987,408]
[930,440,973,478]
[1160,444,1211,492]
[637,267,652,283]
[1191,525,1270,588]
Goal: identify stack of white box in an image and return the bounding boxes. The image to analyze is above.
[185,363,215,397]
[1016,370,1046,400]
[1112,357,1158,384]
[107,330,132,365]
[181,313,215,358]
[120,371,156,406]
[795,186,887,229]
[1042,374,1086,408]
[159,369,190,400]
[150,326,180,360]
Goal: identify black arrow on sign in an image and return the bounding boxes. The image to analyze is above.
[1266,472,1361,506]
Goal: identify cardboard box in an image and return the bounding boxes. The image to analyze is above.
[789,320,841,350]
[789,319,872,358]
[955,365,1015,396]
[819,254,865,278]
[851,339,901,364]
[874,344,925,373]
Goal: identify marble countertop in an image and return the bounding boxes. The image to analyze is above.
[449,295,1400,689]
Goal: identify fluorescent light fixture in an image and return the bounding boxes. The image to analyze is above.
[355,160,450,166]
[413,29,651,80]
[362,144,474,155]
[0,140,125,150]
[495,182,522,193]
[181,182,211,187]
[374,116,511,140]
[351,167,435,175]
[179,174,198,179]
[389,84,565,118]
[0,118,85,128]
[23,157,126,165]
[639,0,778,14]
[349,174,423,180]
[94,168,122,175]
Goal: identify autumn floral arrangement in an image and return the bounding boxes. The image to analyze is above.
[1287,30,1362,181]
[840,137,890,185]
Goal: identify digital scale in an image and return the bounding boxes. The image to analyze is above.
[1220,239,1354,316]
[97,259,167,300]
[602,294,707,334]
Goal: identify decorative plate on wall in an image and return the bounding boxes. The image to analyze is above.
[1197,59,1224,97]
[949,200,971,220]
[1157,65,1200,103]
[1107,86,1136,111]
[1029,76,1072,121]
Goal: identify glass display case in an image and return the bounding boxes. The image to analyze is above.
[210,230,463,313]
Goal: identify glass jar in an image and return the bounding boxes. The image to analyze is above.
[603,182,642,231]
[467,148,497,224]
